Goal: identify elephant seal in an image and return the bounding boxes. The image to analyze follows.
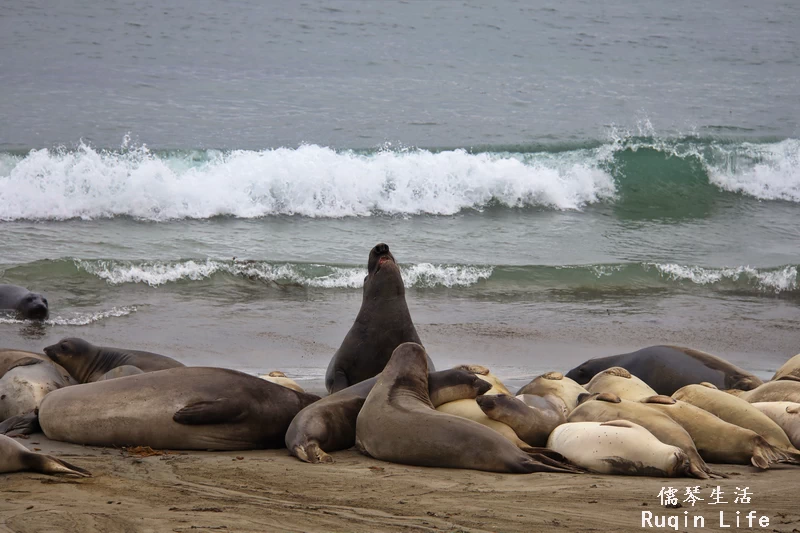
[325,243,433,393]
[0,434,90,477]
[773,353,800,382]
[436,398,531,449]
[476,394,566,447]
[0,359,71,421]
[38,367,320,450]
[515,394,569,418]
[727,380,800,403]
[516,372,588,412]
[286,368,490,463]
[585,367,657,401]
[546,420,692,477]
[1,349,75,384]
[641,395,800,468]
[43,337,184,383]
[565,345,762,395]
[568,392,719,479]
[0,412,41,436]
[259,371,304,392]
[452,365,511,395]
[0,284,48,320]
[673,384,799,451]
[752,402,800,449]
[355,343,582,473]
[97,365,145,381]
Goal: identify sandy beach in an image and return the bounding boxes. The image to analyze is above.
[2,435,798,533]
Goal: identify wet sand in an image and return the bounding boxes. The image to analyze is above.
[1,435,798,533]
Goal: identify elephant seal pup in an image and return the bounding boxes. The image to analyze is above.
[43,337,184,383]
[0,359,71,421]
[0,434,90,477]
[727,380,800,403]
[516,372,588,413]
[568,392,719,479]
[641,395,800,468]
[547,420,692,477]
[286,368,490,464]
[325,243,433,393]
[585,367,657,401]
[673,384,798,451]
[38,367,320,450]
[565,345,762,394]
[773,353,800,382]
[752,403,800,449]
[453,365,511,395]
[476,394,566,447]
[355,343,582,473]
[259,371,304,392]
[0,284,49,320]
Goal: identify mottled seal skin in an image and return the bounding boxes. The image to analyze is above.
[515,372,588,413]
[286,368,491,464]
[547,420,692,477]
[565,345,762,395]
[0,434,90,477]
[355,343,582,474]
[0,284,48,320]
[325,243,433,393]
[476,394,566,447]
[43,337,184,383]
[38,367,320,450]
[0,359,72,422]
[773,353,800,382]
[1,349,75,385]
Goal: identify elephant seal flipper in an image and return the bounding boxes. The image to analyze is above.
[0,412,41,436]
[173,399,249,425]
[0,434,90,477]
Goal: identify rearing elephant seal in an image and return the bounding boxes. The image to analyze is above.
[43,337,184,383]
[0,434,90,477]
[0,284,49,319]
[566,345,762,395]
[286,368,491,464]
[325,243,433,393]
[38,367,320,450]
[355,342,582,473]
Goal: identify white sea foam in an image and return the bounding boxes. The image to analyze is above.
[0,306,137,326]
[652,264,798,293]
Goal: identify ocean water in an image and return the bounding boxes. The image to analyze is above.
[1,0,799,390]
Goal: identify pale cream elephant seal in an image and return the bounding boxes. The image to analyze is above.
[516,372,588,412]
[585,367,657,401]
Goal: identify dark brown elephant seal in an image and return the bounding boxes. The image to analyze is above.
[354,342,582,473]
[0,434,90,477]
[43,337,184,383]
[565,345,762,395]
[38,367,320,450]
[475,394,566,447]
[286,368,491,463]
[325,244,433,393]
[0,284,48,319]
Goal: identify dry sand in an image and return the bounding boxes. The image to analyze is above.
[2,435,799,533]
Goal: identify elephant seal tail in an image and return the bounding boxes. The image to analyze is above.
[751,437,800,469]
[25,452,92,477]
[522,448,586,474]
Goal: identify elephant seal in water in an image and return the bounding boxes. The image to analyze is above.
[0,434,90,477]
[641,395,800,468]
[547,420,693,477]
[773,353,800,382]
[476,394,566,447]
[43,337,184,383]
[355,342,582,473]
[0,284,48,320]
[38,367,320,450]
[286,368,491,463]
[516,372,588,413]
[568,392,720,479]
[0,359,72,422]
[727,380,800,404]
[585,367,657,401]
[325,243,433,393]
[565,345,762,395]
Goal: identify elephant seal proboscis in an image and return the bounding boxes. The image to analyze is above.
[259,371,304,392]
[642,395,800,468]
[585,367,657,401]
[772,353,800,382]
[0,434,90,477]
[43,337,184,383]
[727,380,800,404]
[38,367,320,450]
[475,394,566,447]
[673,384,799,452]
[515,372,588,413]
[751,402,800,449]
[0,359,71,422]
[0,284,48,320]
[546,420,692,477]
[565,345,762,394]
[355,343,582,473]
[325,243,433,393]
[286,368,491,464]
[568,392,720,479]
